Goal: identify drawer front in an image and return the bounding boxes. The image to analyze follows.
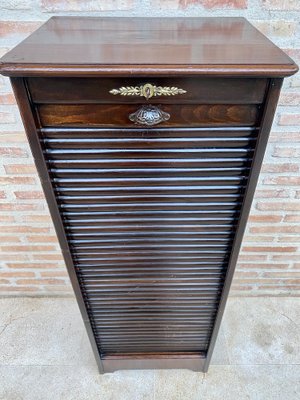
[37,103,260,127]
[27,77,268,105]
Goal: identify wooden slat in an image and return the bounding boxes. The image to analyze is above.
[41,126,258,138]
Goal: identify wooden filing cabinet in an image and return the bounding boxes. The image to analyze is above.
[0,17,297,373]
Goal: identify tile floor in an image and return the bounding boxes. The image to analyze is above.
[0,296,299,400]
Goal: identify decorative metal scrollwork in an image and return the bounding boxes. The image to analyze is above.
[129,105,170,126]
[110,83,186,100]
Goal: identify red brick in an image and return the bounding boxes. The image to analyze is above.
[33,254,64,261]
[269,132,300,143]
[0,203,42,211]
[234,271,259,278]
[231,285,254,291]
[283,214,300,223]
[0,93,16,105]
[16,278,66,285]
[256,202,300,211]
[0,215,15,222]
[0,177,35,186]
[153,0,247,8]
[22,214,52,223]
[248,215,282,223]
[0,111,15,123]
[273,255,300,261]
[0,21,42,39]
[259,285,300,290]
[272,147,300,157]
[0,245,56,252]
[0,272,35,278]
[242,246,297,253]
[264,176,300,186]
[264,279,300,285]
[232,278,266,284]
[1,253,30,261]
[0,147,28,157]
[0,191,6,199]
[250,225,300,234]
[0,286,38,292]
[7,262,60,269]
[41,0,133,11]
[278,114,300,126]
[237,263,289,269]
[278,236,300,243]
[261,163,299,173]
[254,189,290,198]
[2,226,49,233]
[263,0,299,10]
[27,235,58,243]
[41,271,68,277]
[14,191,44,199]
[4,164,36,174]
[42,285,72,293]
[234,278,299,285]
[262,272,300,278]
[238,255,267,262]
[0,279,10,284]
[242,235,274,242]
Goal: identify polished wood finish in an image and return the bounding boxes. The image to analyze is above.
[0,17,297,374]
[0,17,297,77]
[27,77,268,104]
[38,103,259,127]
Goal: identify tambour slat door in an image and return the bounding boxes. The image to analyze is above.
[39,125,256,356]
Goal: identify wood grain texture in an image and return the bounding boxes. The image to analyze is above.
[0,17,297,77]
[38,104,259,127]
[27,77,268,104]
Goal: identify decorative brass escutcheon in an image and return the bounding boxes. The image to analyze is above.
[129,105,170,126]
[109,83,186,100]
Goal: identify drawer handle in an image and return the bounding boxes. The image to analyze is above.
[129,105,170,126]
[110,83,186,100]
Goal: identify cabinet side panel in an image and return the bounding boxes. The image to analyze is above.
[203,78,283,371]
[10,77,104,374]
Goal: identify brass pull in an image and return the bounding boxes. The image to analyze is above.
[110,83,186,100]
[129,105,170,126]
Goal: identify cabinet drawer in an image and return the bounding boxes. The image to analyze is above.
[37,103,260,127]
[27,77,268,104]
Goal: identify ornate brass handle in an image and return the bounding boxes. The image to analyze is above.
[110,83,186,100]
[129,105,170,126]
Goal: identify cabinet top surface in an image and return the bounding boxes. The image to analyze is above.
[0,17,297,77]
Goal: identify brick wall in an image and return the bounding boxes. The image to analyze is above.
[0,0,299,296]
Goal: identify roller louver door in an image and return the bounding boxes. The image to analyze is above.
[40,126,257,355]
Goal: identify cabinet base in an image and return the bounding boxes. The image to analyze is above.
[101,352,206,373]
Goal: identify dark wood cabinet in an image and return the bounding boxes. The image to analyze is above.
[0,17,297,373]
